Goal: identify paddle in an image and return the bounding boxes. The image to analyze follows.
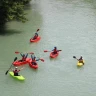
[5,57,17,75]
[31,55,44,62]
[15,51,34,54]
[39,58,44,62]
[44,50,62,52]
[36,29,40,32]
[73,56,79,61]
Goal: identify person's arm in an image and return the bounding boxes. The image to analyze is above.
[31,55,33,59]
[37,33,38,36]
[36,59,39,61]
[35,33,38,36]
[20,53,23,57]
[52,49,54,51]
[77,59,79,61]
[25,53,28,58]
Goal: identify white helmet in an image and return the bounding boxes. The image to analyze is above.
[15,67,18,69]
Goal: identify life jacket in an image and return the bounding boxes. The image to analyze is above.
[79,59,83,63]
[13,69,20,73]
[33,33,38,39]
[22,56,26,61]
[32,58,36,62]
[13,69,20,76]
[53,48,57,53]
[33,35,38,39]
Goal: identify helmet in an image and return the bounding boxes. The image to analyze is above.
[54,47,57,48]
[15,67,18,69]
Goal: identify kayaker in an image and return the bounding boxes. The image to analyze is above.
[52,47,58,54]
[31,55,39,65]
[20,53,28,62]
[78,56,84,65]
[12,67,23,76]
[33,33,38,40]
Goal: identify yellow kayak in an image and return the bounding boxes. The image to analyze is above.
[77,60,84,67]
[9,72,25,81]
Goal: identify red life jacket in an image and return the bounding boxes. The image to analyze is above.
[33,35,38,39]
[22,57,26,61]
[32,59,36,62]
[53,49,57,53]
[13,70,20,74]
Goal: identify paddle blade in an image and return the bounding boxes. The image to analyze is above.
[73,56,76,58]
[15,51,20,54]
[14,57,17,61]
[5,70,8,75]
[44,50,48,52]
[37,29,40,32]
[40,59,44,62]
[28,52,34,54]
[58,50,62,51]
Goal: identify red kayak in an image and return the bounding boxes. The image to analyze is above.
[30,36,41,42]
[13,58,31,66]
[29,62,38,69]
[50,52,59,58]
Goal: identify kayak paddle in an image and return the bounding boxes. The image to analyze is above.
[36,29,40,32]
[73,56,79,61]
[5,57,17,75]
[44,50,62,52]
[44,50,51,52]
[15,51,34,54]
[39,58,44,62]
[73,56,76,59]
[32,55,44,62]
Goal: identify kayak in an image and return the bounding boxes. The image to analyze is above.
[30,36,41,42]
[13,58,31,66]
[9,72,25,81]
[50,52,59,58]
[29,62,38,69]
[77,60,84,67]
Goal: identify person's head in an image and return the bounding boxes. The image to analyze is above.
[54,47,57,49]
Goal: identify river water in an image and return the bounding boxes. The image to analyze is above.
[0,0,96,96]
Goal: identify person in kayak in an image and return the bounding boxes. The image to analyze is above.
[20,53,28,62]
[12,67,24,76]
[78,56,84,65]
[33,33,38,40]
[52,47,58,54]
[31,55,39,65]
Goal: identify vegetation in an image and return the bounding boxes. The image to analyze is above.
[0,0,31,25]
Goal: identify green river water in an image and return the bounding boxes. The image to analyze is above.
[0,0,96,96]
